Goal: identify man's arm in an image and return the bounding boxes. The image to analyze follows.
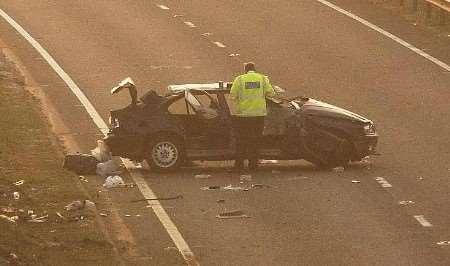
[263,75,275,97]
[230,76,241,102]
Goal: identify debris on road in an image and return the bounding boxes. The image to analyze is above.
[201,186,221,190]
[63,153,98,175]
[0,214,18,223]
[201,32,212,37]
[103,175,125,188]
[228,53,240,57]
[437,241,450,246]
[96,160,120,177]
[13,180,24,186]
[130,195,183,203]
[351,180,361,183]
[173,14,184,18]
[79,176,89,183]
[223,184,246,191]
[13,191,20,200]
[398,200,415,205]
[417,176,424,181]
[28,214,48,223]
[288,176,310,181]
[260,160,279,164]
[195,174,211,179]
[216,210,250,219]
[239,174,252,182]
[216,199,225,204]
[99,213,108,217]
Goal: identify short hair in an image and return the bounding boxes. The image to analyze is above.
[244,62,256,73]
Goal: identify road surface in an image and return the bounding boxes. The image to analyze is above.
[1,1,449,265]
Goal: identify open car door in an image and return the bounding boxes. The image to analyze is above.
[184,89,232,158]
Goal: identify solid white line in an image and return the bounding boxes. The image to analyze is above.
[414,215,433,227]
[213,41,226,48]
[156,4,170,10]
[0,8,199,266]
[315,0,450,72]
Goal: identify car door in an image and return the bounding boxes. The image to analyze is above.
[184,90,232,155]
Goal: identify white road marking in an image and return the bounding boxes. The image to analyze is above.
[316,0,450,72]
[183,21,196,28]
[213,41,226,48]
[156,4,170,10]
[414,215,433,227]
[0,8,199,266]
[375,176,392,188]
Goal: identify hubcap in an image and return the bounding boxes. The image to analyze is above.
[152,141,178,168]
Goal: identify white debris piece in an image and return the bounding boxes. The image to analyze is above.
[96,160,119,177]
[399,200,415,205]
[195,174,211,179]
[351,180,360,183]
[13,180,24,186]
[13,192,20,200]
[91,140,112,162]
[103,175,125,188]
[223,184,245,191]
[437,241,450,246]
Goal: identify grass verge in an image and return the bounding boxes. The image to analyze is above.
[0,51,118,265]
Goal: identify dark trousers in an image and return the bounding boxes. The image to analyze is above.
[234,116,265,167]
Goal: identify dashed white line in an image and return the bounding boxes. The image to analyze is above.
[0,8,199,266]
[156,4,170,10]
[213,41,226,48]
[375,176,392,188]
[316,0,450,72]
[414,215,433,227]
[183,21,197,28]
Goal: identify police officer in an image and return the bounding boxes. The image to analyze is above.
[230,62,275,170]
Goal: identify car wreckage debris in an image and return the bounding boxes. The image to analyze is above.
[103,175,125,188]
[64,200,95,211]
[130,195,183,203]
[63,153,98,175]
[216,210,251,219]
[437,241,450,246]
[91,140,112,162]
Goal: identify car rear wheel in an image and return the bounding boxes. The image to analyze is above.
[146,137,184,171]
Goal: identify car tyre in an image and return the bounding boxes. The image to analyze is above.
[146,136,184,171]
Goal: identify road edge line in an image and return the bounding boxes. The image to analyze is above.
[316,0,450,72]
[0,8,199,266]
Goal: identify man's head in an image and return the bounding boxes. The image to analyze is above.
[244,62,256,73]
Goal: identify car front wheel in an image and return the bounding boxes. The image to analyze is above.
[146,137,183,171]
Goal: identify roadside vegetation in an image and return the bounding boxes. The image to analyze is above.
[0,52,118,265]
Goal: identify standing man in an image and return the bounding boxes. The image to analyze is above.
[230,62,275,171]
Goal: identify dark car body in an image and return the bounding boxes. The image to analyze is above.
[104,80,378,170]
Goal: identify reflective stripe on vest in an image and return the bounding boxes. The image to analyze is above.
[235,73,267,117]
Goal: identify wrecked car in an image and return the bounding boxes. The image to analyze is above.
[104,78,378,171]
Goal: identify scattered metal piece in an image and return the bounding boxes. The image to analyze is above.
[201,186,221,190]
[201,32,212,37]
[399,200,415,205]
[13,180,24,186]
[437,241,450,246]
[417,176,424,181]
[0,214,16,223]
[216,210,250,219]
[125,214,131,217]
[130,195,183,203]
[228,53,240,57]
[79,176,89,183]
[351,180,360,183]
[223,184,245,191]
[216,199,225,203]
[56,212,65,220]
[173,14,184,18]
[99,213,108,217]
[195,174,211,179]
[287,176,309,181]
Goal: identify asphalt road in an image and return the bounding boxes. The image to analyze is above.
[1,1,450,265]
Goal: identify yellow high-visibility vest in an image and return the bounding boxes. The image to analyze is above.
[230,71,275,117]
